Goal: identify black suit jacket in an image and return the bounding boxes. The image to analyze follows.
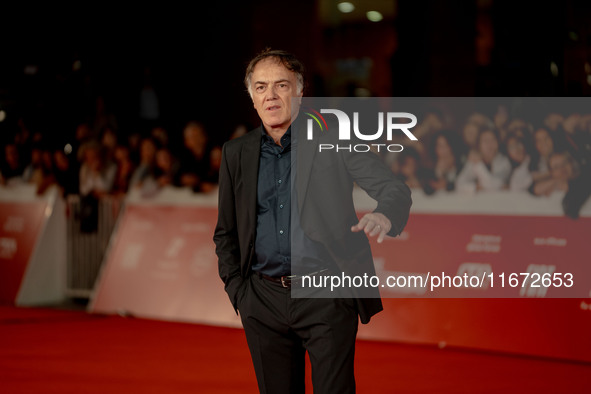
[214,121,412,324]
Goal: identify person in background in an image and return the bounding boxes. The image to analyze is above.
[530,126,555,177]
[78,141,116,233]
[460,114,495,166]
[100,126,118,164]
[153,147,180,188]
[556,151,591,219]
[111,144,136,195]
[0,143,27,185]
[230,123,249,140]
[129,137,158,189]
[559,113,591,166]
[532,151,576,196]
[493,104,509,137]
[150,126,169,148]
[178,121,211,191]
[504,118,531,143]
[22,141,44,183]
[421,129,465,195]
[562,113,581,137]
[72,123,93,159]
[528,126,570,193]
[14,117,33,152]
[78,141,116,198]
[127,131,143,165]
[392,146,423,189]
[505,131,533,191]
[544,112,564,132]
[531,149,591,218]
[53,146,79,197]
[462,121,480,154]
[200,145,222,193]
[456,127,511,192]
[461,112,494,154]
[26,142,57,195]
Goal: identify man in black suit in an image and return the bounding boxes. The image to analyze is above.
[214,49,411,393]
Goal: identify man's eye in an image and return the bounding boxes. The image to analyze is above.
[256,86,265,92]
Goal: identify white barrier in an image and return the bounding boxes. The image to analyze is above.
[66,194,123,297]
[0,184,67,305]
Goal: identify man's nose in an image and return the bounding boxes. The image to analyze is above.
[266,85,278,99]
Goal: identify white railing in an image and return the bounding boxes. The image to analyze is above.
[66,194,123,297]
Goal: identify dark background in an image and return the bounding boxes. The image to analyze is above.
[0,0,590,148]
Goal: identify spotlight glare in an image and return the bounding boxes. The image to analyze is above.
[337,2,355,13]
[366,10,383,22]
[0,110,5,122]
[64,144,73,155]
[550,62,559,77]
[569,31,579,41]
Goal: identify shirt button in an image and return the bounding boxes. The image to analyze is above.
[279,204,284,209]
[278,179,282,184]
[277,154,282,158]
[279,230,284,235]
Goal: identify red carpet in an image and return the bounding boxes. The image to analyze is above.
[1,306,589,393]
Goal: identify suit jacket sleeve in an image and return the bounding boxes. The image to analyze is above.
[343,148,412,236]
[213,142,243,311]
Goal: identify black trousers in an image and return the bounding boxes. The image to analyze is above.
[237,273,359,394]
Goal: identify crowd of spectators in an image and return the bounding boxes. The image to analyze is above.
[0,102,232,201]
[386,104,591,218]
[2,99,591,218]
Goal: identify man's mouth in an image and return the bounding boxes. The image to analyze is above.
[266,105,281,111]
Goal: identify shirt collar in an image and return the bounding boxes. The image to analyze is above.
[261,125,292,146]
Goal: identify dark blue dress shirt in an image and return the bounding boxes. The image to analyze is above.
[252,126,330,277]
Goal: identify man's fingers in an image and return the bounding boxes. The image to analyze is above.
[368,223,382,237]
[377,229,387,243]
[351,214,390,243]
[352,220,381,235]
[351,216,369,232]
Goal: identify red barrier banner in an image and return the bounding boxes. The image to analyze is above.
[360,213,591,362]
[359,298,591,363]
[90,202,591,362]
[0,202,47,302]
[370,214,591,298]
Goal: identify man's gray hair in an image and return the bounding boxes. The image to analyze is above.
[244,48,305,98]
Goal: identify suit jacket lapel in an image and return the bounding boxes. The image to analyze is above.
[296,120,318,214]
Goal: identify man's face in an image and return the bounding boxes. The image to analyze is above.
[250,58,302,132]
